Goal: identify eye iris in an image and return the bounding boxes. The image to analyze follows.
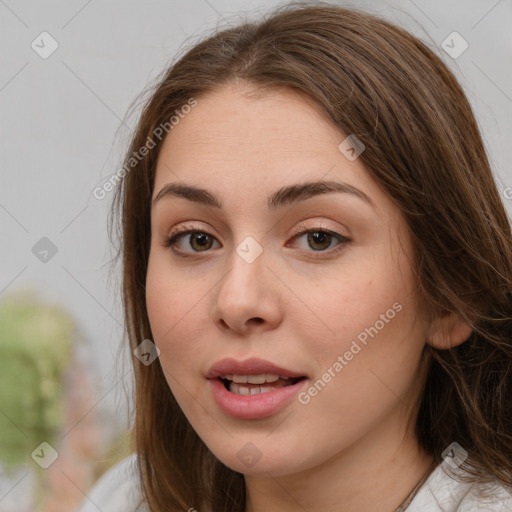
[190,232,212,251]
[178,230,337,253]
[307,231,331,251]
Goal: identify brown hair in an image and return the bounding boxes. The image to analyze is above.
[110,2,512,510]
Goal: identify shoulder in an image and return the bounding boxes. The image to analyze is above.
[408,462,512,512]
[75,453,148,512]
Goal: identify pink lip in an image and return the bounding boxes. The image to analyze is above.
[206,357,308,420]
[206,357,306,379]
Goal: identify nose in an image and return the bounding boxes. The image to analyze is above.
[211,241,283,335]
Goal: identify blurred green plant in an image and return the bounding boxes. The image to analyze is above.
[0,291,73,473]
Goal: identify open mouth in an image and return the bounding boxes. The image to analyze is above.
[219,374,307,395]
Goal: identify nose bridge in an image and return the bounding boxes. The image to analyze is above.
[212,233,282,332]
[222,234,267,300]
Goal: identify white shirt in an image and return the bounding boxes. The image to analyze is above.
[74,454,512,511]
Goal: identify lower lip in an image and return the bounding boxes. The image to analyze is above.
[208,378,307,420]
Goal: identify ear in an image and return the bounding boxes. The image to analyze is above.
[426,311,473,350]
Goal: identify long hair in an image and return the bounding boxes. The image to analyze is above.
[110,2,512,510]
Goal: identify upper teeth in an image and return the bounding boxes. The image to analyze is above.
[222,373,290,384]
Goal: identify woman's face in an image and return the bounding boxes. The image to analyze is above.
[146,83,430,477]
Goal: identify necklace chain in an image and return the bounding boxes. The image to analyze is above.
[393,461,437,512]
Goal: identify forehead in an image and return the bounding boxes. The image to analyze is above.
[161,85,336,163]
[154,84,377,194]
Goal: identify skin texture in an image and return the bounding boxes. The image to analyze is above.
[145,82,471,512]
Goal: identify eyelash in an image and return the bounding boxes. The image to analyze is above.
[162,223,351,259]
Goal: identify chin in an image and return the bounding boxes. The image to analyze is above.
[206,442,309,478]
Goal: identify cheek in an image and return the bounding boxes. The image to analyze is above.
[145,252,209,371]
[294,294,424,452]
[296,248,414,360]
[298,249,424,414]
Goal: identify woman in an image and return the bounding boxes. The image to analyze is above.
[78,2,512,511]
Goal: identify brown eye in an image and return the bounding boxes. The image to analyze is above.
[188,232,214,251]
[163,226,350,258]
[290,228,350,256]
[305,231,334,251]
[164,229,220,254]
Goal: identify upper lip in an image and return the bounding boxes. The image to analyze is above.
[206,357,307,379]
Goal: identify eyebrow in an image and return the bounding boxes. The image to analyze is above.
[151,179,375,210]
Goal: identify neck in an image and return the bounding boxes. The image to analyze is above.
[244,405,434,512]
